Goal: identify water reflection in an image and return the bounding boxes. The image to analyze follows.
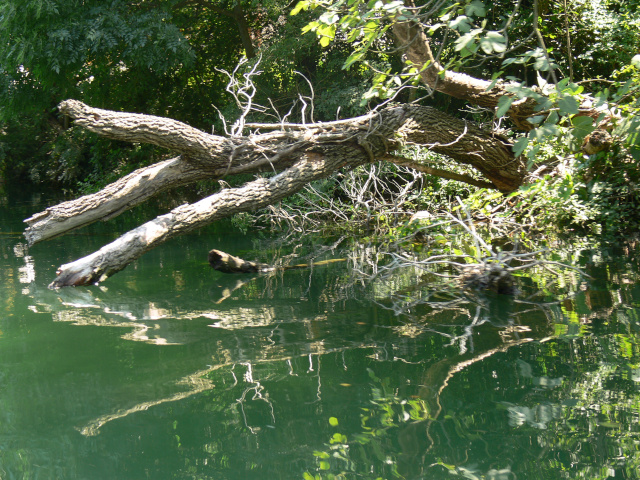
[1,195,640,478]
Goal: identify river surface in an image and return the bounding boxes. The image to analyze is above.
[1,193,639,479]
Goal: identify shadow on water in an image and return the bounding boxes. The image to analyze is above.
[1,193,640,479]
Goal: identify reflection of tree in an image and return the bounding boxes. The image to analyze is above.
[9,227,640,478]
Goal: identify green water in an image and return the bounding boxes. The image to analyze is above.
[1,194,640,479]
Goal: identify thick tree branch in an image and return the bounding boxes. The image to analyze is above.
[59,100,229,161]
[49,152,357,287]
[27,100,529,286]
[392,19,512,110]
[33,102,524,245]
[24,157,219,245]
[392,4,603,130]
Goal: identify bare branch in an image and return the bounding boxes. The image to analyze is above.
[50,152,355,287]
[59,100,225,158]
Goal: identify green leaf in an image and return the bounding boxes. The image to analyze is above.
[290,1,309,16]
[484,71,503,91]
[534,97,553,112]
[537,123,559,138]
[449,15,471,33]
[454,28,482,52]
[382,1,405,12]
[301,21,319,34]
[428,22,444,34]
[571,116,595,140]
[319,12,339,25]
[594,89,609,107]
[495,95,513,118]
[343,51,363,69]
[329,417,339,426]
[557,95,579,116]
[465,0,486,17]
[534,55,556,72]
[512,137,528,157]
[479,31,506,54]
[545,110,559,126]
[527,115,545,125]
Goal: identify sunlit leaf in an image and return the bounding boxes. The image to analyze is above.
[302,21,319,34]
[495,95,513,118]
[290,1,309,16]
[343,51,363,69]
[571,116,595,140]
[319,12,339,25]
[534,55,556,72]
[527,115,545,125]
[449,15,471,33]
[480,31,506,54]
[512,137,529,157]
[557,95,580,116]
[454,29,482,52]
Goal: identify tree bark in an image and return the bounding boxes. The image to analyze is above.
[392,6,604,130]
[49,152,360,287]
[24,156,209,245]
[26,100,524,248]
[391,18,538,129]
[29,99,526,287]
[209,249,272,273]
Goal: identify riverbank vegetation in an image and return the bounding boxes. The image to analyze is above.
[1,0,639,286]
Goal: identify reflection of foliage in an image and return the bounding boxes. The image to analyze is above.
[305,368,429,480]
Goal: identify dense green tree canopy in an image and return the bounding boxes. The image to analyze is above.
[0,0,639,237]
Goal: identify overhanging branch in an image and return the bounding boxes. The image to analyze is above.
[27,99,529,287]
[50,152,352,287]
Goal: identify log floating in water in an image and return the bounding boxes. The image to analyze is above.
[208,249,346,274]
[208,249,273,274]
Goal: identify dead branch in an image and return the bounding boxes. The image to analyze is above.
[49,153,352,287]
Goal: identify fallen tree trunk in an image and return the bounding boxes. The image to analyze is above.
[49,152,349,287]
[28,99,527,287]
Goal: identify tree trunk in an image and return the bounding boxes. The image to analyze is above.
[28,99,526,287]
